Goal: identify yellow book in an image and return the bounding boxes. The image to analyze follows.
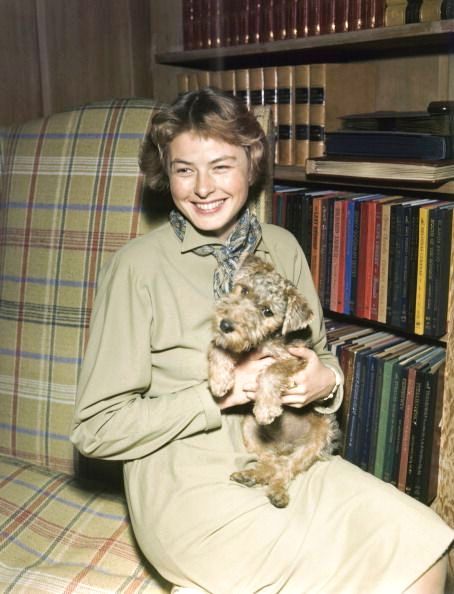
[263,66,279,164]
[249,68,264,106]
[384,1,407,26]
[414,204,438,334]
[420,0,443,22]
[308,64,326,158]
[221,70,236,95]
[235,69,250,108]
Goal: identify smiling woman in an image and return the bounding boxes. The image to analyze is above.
[71,88,453,594]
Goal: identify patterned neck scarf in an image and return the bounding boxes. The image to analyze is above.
[169,207,262,299]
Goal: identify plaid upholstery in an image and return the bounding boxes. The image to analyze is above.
[0,456,169,593]
[0,98,164,474]
[0,98,272,592]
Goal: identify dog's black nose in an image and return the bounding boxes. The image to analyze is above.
[220,319,235,333]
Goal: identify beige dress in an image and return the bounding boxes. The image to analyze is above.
[71,222,453,594]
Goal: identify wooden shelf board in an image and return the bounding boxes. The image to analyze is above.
[156,20,454,69]
[274,166,454,194]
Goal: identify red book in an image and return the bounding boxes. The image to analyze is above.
[308,0,322,35]
[263,0,276,42]
[348,0,364,30]
[366,0,386,28]
[320,0,336,33]
[398,366,417,492]
[311,193,337,292]
[355,198,379,319]
[335,0,350,32]
[249,0,263,43]
[337,198,349,312]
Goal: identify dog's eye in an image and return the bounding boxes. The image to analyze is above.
[241,286,249,295]
[262,307,273,317]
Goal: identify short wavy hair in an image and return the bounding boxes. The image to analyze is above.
[139,87,269,192]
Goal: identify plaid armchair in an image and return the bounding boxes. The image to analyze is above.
[0,98,272,592]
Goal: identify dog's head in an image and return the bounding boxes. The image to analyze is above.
[212,255,314,353]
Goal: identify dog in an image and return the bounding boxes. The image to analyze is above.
[207,255,340,507]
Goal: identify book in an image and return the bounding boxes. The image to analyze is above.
[235,69,250,108]
[384,0,408,25]
[420,0,444,21]
[250,0,263,43]
[325,130,454,161]
[249,67,264,107]
[340,104,454,137]
[406,0,423,22]
[220,70,236,95]
[294,64,310,166]
[412,353,445,502]
[263,66,279,164]
[335,0,350,31]
[320,0,336,33]
[308,63,326,158]
[305,156,454,183]
[277,65,295,165]
[414,202,445,334]
[349,0,365,30]
[288,0,309,37]
[366,0,386,27]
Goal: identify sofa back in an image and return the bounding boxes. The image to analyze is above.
[0,99,164,474]
[0,98,273,476]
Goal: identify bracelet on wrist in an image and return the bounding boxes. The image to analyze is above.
[320,366,342,401]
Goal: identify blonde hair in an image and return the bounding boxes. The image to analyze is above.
[139,88,268,192]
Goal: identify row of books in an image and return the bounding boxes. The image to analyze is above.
[183,1,454,50]
[273,185,453,338]
[326,319,445,503]
[306,102,454,184]
[177,62,376,166]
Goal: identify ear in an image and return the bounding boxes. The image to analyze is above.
[282,289,314,334]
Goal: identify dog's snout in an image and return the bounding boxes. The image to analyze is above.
[220,319,235,333]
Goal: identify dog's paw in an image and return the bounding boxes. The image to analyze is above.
[268,490,290,508]
[253,402,283,425]
[230,470,257,487]
[209,377,234,399]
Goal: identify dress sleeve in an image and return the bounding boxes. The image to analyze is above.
[290,237,344,415]
[70,252,221,461]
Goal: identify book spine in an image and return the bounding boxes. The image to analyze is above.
[277,65,295,166]
[330,199,342,311]
[349,0,364,30]
[406,205,421,332]
[263,66,279,164]
[355,201,369,319]
[311,196,323,291]
[384,0,408,25]
[337,200,348,313]
[235,68,251,108]
[398,366,417,491]
[250,0,263,43]
[424,207,439,336]
[183,0,196,49]
[420,0,443,21]
[263,0,276,42]
[308,0,322,35]
[237,0,250,44]
[377,203,391,323]
[414,207,430,334]
[196,70,211,89]
[336,0,350,31]
[249,67,264,107]
[274,0,289,39]
[343,199,355,314]
[309,64,326,158]
[201,0,213,48]
[406,0,423,22]
[374,359,396,480]
[294,64,310,167]
[177,73,190,95]
[371,202,383,321]
[434,208,453,336]
[221,70,236,95]
[405,369,424,495]
[320,0,337,33]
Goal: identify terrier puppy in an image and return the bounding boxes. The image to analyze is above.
[208,255,340,507]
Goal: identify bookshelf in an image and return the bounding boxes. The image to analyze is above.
[155,13,454,528]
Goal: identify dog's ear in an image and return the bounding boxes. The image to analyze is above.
[234,255,272,281]
[282,288,314,334]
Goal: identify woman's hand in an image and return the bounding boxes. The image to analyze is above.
[217,351,274,411]
[281,346,337,408]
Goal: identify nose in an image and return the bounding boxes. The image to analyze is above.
[220,319,235,333]
[194,170,215,199]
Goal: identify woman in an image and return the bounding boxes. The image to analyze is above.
[71,88,452,594]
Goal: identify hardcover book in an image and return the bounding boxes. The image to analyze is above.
[305,156,454,183]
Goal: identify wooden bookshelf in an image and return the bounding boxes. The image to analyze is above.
[154,12,454,530]
[156,19,454,69]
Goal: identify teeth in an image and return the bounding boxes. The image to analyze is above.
[195,200,225,211]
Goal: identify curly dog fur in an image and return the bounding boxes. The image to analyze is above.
[208,255,340,507]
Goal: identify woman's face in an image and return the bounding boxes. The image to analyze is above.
[168,131,251,241]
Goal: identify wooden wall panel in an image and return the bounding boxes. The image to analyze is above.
[0,0,44,125]
[0,0,152,126]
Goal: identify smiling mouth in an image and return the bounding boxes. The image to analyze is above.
[193,199,226,212]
